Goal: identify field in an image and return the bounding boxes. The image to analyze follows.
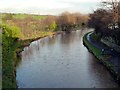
[2,13,47,20]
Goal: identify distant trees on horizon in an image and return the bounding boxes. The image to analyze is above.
[2,12,89,39]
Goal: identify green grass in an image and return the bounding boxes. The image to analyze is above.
[91,32,101,41]
[2,13,47,20]
[83,32,115,68]
[32,15,47,20]
[83,32,113,61]
[13,14,28,19]
[13,14,47,20]
[17,31,54,50]
[83,32,120,83]
[83,32,102,59]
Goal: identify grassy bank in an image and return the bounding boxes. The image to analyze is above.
[2,42,17,88]
[2,24,56,89]
[83,32,102,59]
[83,32,120,84]
[2,13,56,89]
[15,31,57,60]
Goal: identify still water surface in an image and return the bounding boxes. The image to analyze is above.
[16,29,118,88]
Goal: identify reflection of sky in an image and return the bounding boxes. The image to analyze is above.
[0,0,102,15]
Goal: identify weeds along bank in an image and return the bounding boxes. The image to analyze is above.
[2,24,21,88]
[1,14,55,88]
[2,14,56,88]
[2,24,55,89]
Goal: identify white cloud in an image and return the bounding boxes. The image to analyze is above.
[0,0,102,15]
[0,0,72,9]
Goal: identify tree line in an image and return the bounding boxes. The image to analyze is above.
[88,0,120,45]
[2,12,89,39]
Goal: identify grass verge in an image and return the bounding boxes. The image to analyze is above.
[83,32,120,84]
[83,32,102,59]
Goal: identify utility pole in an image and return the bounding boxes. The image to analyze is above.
[118,1,120,28]
[112,0,119,24]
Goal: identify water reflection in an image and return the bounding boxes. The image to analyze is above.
[16,29,118,88]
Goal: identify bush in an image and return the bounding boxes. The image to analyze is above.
[2,24,20,88]
[2,24,22,43]
[50,21,57,31]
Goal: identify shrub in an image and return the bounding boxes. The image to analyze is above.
[2,24,22,42]
[50,21,57,31]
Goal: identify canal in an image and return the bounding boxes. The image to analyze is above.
[16,29,118,88]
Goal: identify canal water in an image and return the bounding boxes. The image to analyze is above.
[16,29,118,88]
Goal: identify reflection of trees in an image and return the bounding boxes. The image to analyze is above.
[22,30,90,59]
[47,36,56,46]
[22,47,33,58]
[87,53,118,87]
[40,39,46,47]
[60,31,77,47]
[22,36,57,59]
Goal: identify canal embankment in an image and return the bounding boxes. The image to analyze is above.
[16,29,118,88]
[2,30,63,89]
[83,32,120,85]
[16,31,63,58]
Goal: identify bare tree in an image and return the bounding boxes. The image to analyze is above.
[101,0,120,29]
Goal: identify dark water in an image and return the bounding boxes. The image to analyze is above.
[16,29,118,88]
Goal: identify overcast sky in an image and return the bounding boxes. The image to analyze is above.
[0,0,103,15]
